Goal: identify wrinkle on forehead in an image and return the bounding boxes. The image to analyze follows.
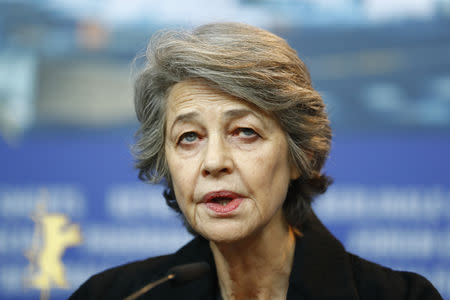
[166,78,272,120]
[167,79,238,109]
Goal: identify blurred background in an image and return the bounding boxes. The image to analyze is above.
[1,0,449,299]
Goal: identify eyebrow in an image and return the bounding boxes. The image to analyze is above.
[169,111,200,133]
[223,108,255,120]
[224,109,268,128]
[169,108,267,133]
[172,111,199,125]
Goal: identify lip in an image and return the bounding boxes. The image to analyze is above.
[201,190,245,215]
[202,190,244,203]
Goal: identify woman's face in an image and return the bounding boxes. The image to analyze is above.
[165,79,299,243]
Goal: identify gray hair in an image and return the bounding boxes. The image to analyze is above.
[133,22,332,232]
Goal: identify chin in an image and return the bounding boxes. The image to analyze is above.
[194,221,253,244]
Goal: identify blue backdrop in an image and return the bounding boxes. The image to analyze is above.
[0,128,449,299]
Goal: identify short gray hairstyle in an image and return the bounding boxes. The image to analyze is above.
[133,22,332,232]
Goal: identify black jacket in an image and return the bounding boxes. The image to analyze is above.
[69,213,442,299]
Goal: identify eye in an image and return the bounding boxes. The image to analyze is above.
[178,132,198,144]
[233,128,258,138]
[240,128,256,136]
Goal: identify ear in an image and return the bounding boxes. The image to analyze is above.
[290,164,300,180]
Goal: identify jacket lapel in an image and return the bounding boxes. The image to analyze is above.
[143,236,218,299]
[288,212,359,300]
[147,212,360,300]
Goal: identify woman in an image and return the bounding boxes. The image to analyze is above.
[70,23,442,299]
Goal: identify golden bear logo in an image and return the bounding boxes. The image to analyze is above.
[25,201,82,300]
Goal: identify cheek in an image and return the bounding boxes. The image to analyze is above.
[239,151,283,190]
[245,145,291,197]
[169,171,191,215]
[250,143,290,175]
[169,165,190,196]
[166,153,198,202]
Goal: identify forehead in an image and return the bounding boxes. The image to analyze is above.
[165,79,268,118]
[167,79,240,108]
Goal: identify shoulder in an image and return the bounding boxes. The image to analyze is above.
[69,236,212,300]
[68,254,173,300]
[295,212,443,300]
[348,253,443,300]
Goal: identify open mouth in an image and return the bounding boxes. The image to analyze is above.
[204,191,244,214]
[209,197,233,206]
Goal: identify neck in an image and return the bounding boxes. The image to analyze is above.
[209,215,297,300]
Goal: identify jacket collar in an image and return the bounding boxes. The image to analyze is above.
[166,211,359,300]
[160,236,219,299]
[288,212,359,299]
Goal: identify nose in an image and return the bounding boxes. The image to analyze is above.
[201,134,233,177]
